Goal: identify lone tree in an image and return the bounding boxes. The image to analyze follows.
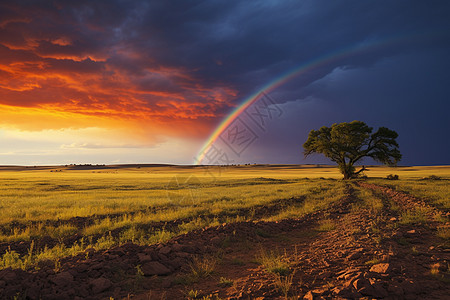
[303,121,401,179]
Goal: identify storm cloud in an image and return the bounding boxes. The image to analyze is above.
[0,0,449,164]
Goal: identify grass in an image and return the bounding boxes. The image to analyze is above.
[0,168,347,270]
[396,237,410,246]
[274,272,295,299]
[365,258,381,265]
[0,165,448,270]
[399,208,429,225]
[229,257,245,266]
[186,289,200,299]
[437,226,450,240]
[189,255,218,279]
[255,247,291,276]
[317,219,336,232]
[255,246,298,298]
[352,187,383,212]
[218,277,233,287]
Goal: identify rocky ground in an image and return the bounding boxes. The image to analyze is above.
[0,182,449,299]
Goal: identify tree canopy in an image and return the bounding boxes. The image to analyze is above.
[303,121,401,179]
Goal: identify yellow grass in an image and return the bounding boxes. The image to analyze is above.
[0,164,448,270]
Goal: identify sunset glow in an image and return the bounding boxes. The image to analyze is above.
[1,1,449,165]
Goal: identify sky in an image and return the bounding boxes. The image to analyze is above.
[0,0,449,166]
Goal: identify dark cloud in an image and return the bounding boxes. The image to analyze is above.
[0,0,449,164]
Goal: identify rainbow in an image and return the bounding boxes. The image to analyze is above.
[194,35,424,165]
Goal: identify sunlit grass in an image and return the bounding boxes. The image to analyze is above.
[399,207,430,225]
[189,255,218,279]
[0,165,448,270]
[352,187,383,212]
[317,219,336,232]
[437,226,450,240]
[256,247,291,276]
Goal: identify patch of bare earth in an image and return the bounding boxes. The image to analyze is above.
[1,184,448,299]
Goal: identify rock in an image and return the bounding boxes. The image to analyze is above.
[369,263,391,274]
[48,291,70,300]
[388,284,404,297]
[346,271,363,281]
[106,254,119,260]
[393,231,403,238]
[90,277,112,294]
[50,271,74,287]
[353,278,371,290]
[303,291,314,300]
[68,268,79,277]
[359,285,377,297]
[372,282,388,298]
[381,254,390,262]
[332,286,361,298]
[141,261,171,276]
[90,262,104,270]
[312,287,328,295]
[347,251,362,260]
[343,273,362,288]
[172,243,183,252]
[87,269,101,278]
[38,288,52,299]
[211,236,221,246]
[401,280,419,295]
[158,253,169,261]
[432,262,448,272]
[352,279,380,297]
[161,278,172,288]
[138,253,152,263]
[336,268,361,279]
[0,269,16,281]
[182,245,196,253]
[320,271,332,279]
[66,288,76,297]
[166,257,183,269]
[27,286,41,300]
[77,284,90,297]
[331,287,343,296]
[159,246,171,255]
[75,263,89,273]
[175,251,190,258]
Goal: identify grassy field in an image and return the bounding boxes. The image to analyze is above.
[0,164,448,270]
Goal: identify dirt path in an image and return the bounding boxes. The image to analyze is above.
[132,183,449,299]
[0,183,448,299]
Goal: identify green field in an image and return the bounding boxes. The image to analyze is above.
[0,164,448,270]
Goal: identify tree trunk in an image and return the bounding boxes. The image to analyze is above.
[343,171,352,180]
[342,166,352,180]
[341,163,355,180]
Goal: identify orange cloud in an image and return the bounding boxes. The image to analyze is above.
[0,2,243,144]
[0,45,237,140]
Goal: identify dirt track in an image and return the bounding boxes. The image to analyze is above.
[0,183,449,299]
